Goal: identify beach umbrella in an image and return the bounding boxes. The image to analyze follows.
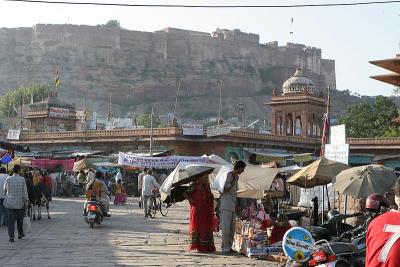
[333,165,398,198]
[287,157,349,188]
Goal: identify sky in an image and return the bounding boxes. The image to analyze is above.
[0,0,399,96]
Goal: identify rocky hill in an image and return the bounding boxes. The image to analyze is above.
[0,24,337,125]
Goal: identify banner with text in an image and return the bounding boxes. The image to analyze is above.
[49,107,69,118]
[325,144,349,165]
[207,124,231,137]
[182,124,204,136]
[118,152,208,169]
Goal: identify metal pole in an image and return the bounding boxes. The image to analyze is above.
[322,186,325,223]
[149,106,154,156]
[20,94,23,141]
[218,80,223,125]
[172,80,181,123]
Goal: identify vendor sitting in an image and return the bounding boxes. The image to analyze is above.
[260,212,292,245]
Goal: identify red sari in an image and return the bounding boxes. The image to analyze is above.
[185,180,216,252]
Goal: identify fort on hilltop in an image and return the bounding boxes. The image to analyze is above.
[0,24,336,120]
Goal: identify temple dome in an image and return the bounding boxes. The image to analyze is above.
[282,68,315,95]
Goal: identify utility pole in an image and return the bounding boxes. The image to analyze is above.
[218,80,223,125]
[149,106,154,156]
[238,103,245,128]
[20,94,23,141]
[172,80,181,125]
[107,94,112,122]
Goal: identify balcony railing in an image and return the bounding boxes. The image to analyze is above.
[22,127,182,140]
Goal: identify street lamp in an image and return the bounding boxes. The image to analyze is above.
[218,80,223,125]
[237,103,245,128]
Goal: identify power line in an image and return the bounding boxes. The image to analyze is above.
[3,0,400,8]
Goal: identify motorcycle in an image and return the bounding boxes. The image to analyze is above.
[84,198,103,228]
[307,210,364,242]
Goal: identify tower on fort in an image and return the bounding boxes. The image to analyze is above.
[267,68,326,138]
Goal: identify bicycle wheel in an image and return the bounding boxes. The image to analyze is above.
[148,197,156,219]
[159,200,168,216]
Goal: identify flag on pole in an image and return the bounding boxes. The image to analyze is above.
[320,86,331,157]
[55,69,61,86]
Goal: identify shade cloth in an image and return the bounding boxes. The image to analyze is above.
[32,158,74,171]
[73,158,88,172]
[287,157,349,188]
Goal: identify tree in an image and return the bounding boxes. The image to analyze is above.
[136,112,163,128]
[104,20,121,28]
[339,96,399,138]
[0,84,51,117]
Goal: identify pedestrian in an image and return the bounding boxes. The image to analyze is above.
[137,168,147,208]
[220,160,246,255]
[114,180,127,205]
[366,193,399,267]
[115,167,123,184]
[183,173,216,252]
[3,165,29,242]
[50,170,59,197]
[142,169,160,218]
[0,167,9,227]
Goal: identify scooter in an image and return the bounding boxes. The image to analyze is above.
[84,199,103,228]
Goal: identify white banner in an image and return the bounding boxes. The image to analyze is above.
[7,129,20,140]
[182,124,204,136]
[118,152,208,169]
[325,144,349,165]
[207,124,231,137]
[49,107,69,118]
[329,124,346,144]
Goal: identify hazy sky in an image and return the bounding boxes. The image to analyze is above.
[0,0,399,96]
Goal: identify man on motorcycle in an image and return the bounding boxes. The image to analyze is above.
[366,193,400,267]
[84,171,111,217]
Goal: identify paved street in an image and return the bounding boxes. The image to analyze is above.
[0,197,280,267]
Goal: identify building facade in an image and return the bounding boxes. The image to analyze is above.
[267,68,326,138]
[25,91,78,132]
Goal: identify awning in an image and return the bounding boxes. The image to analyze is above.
[293,153,313,163]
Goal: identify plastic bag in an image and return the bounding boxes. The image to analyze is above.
[23,216,31,234]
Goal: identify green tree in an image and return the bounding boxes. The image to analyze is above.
[0,84,51,117]
[104,20,121,28]
[340,96,399,137]
[136,112,163,128]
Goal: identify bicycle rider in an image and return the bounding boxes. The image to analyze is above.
[142,169,160,218]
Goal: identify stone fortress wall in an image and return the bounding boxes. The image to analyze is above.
[0,24,335,115]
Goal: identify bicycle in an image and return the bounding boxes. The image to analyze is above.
[148,188,168,218]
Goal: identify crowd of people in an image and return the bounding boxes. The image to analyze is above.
[2,160,400,266]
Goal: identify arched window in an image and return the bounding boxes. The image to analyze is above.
[286,114,293,135]
[307,121,311,136]
[295,117,302,136]
[277,116,283,135]
[317,118,321,137]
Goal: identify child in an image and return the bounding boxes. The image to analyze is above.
[114,180,127,205]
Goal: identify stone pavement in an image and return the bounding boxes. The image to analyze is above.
[0,197,281,267]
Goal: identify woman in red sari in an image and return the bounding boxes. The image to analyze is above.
[183,174,216,253]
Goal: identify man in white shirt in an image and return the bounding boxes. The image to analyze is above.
[0,167,9,227]
[142,169,160,218]
[137,169,147,208]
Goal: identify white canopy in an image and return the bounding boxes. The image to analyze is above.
[160,159,279,200]
[212,164,279,199]
[279,165,302,173]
